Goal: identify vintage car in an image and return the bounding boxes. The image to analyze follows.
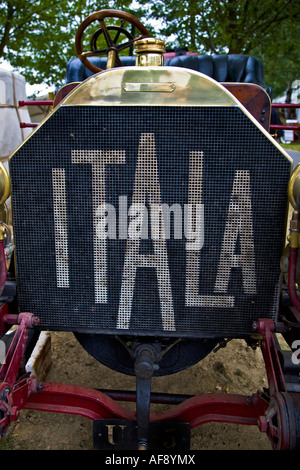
[0,9,299,451]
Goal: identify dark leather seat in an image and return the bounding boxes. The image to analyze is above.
[65,56,136,83]
[165,55,269,91]
[65,53,271,97]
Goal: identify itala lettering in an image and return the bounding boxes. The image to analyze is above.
[52,133,257,330]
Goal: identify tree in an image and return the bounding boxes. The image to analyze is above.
[0,0,146,87]
[252,20,300,99]
[139,0,300,97]
[140,0,300,53]
[1,0,299,98]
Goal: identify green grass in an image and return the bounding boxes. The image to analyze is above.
[281,143,300,152]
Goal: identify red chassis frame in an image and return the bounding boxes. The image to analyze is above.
[0,305,298,450]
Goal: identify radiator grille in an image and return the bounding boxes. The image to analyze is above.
[10,105,291,337]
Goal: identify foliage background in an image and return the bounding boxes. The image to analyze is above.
[0,0,299,99]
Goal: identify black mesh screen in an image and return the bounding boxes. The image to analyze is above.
[10,105,291,337]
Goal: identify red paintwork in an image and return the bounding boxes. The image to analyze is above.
[0,308,286,448]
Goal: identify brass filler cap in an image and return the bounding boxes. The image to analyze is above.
[134,37,166,66]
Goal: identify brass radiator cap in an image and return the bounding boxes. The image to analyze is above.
[134,37,166,67]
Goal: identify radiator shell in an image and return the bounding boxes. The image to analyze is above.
[9,68,292,338]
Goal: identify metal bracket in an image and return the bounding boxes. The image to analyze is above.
[0,312,40,436]
[134,343,160,449]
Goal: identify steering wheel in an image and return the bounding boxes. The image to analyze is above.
[75,9,150,73]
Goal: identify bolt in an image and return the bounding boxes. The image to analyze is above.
[10,406,20,422]
[135,349,155,379]
[31,316,40,327]
[257,416,268,433]
[246,396,252,404]
[137,440,149,450]
[18,312,40,328]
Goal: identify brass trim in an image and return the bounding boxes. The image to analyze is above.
[0,163,10,206]
[106,49,117,70]
[123,82,176,92]
[0,204,8,225]
[134,37,166,53]
[61,66,240,107]
[134,37,166,67]
[288,164,300,210]
[288,210,300,248]
[8,66,293,170]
